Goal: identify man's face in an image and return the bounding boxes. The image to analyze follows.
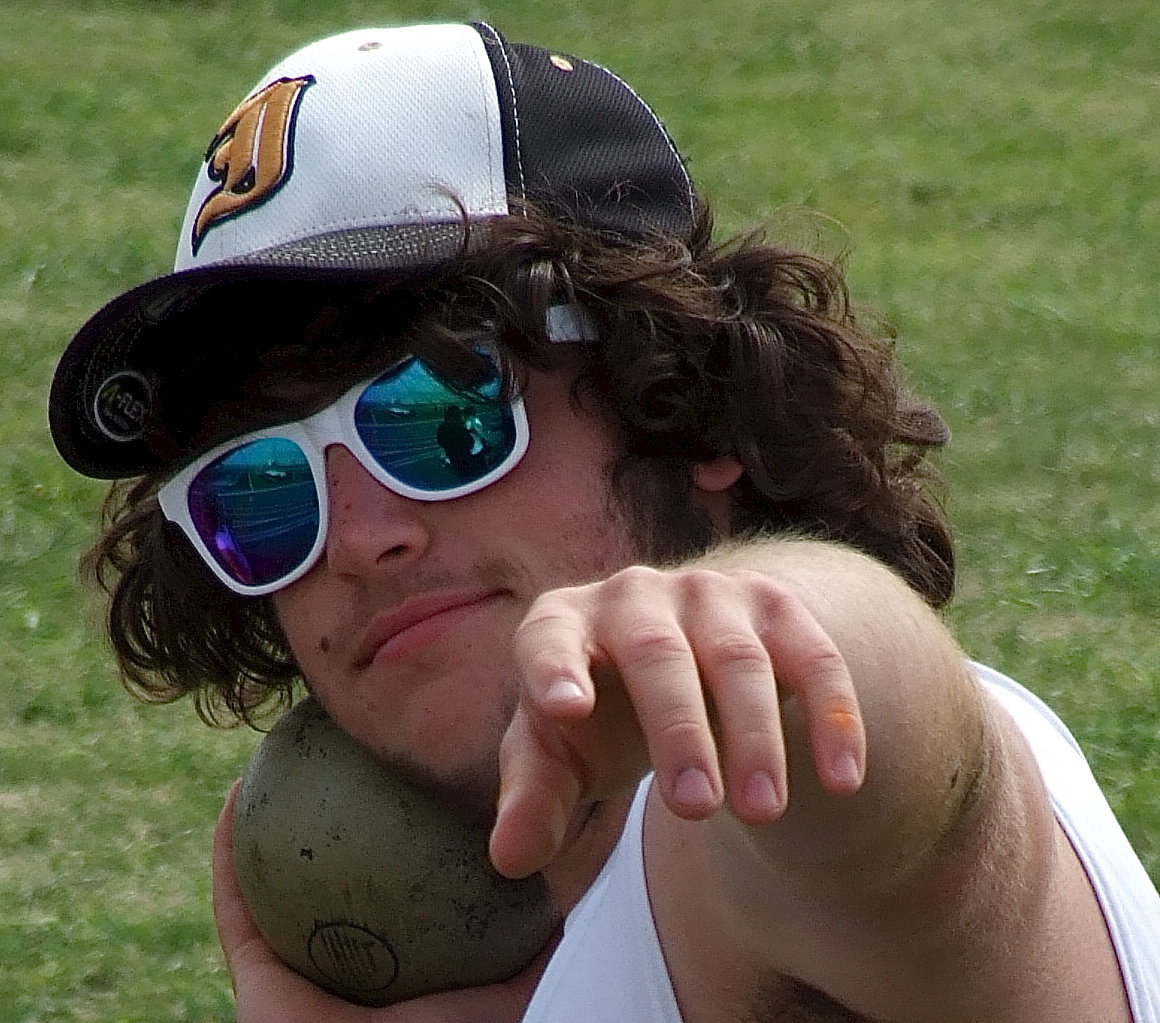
[271,365,644,812]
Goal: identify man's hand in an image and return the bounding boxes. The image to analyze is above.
[213,784,539,1023]
[489,562,867,879]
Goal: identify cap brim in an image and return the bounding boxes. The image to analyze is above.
[49,233,473,479]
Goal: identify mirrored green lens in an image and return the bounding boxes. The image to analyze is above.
[354,358,517,491]
[187,437,319,587]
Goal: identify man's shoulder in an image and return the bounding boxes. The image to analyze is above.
[973,661,1160,1021]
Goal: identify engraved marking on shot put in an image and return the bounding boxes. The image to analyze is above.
[308,921,399,992]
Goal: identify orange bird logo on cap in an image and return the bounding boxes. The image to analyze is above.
[192,75,314,253]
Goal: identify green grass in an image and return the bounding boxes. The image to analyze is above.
[3,0,1159,1018]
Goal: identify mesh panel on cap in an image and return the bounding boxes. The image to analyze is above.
[476,25,695,240]
[215,222,480,271]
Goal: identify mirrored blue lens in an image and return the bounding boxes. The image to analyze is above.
[354,357,517,491]
[186,437,319,587]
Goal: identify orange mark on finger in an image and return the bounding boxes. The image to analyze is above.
[825,703,861,735]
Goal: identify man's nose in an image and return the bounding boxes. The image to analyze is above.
[322,445,430,577]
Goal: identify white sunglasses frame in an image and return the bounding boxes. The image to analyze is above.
[157,358,530,596]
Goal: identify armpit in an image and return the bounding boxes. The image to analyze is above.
[744,974,874,1023]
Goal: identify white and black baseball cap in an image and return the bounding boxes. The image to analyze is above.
[49,22,696,479]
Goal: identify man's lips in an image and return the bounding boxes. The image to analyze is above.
[352,590,504,669]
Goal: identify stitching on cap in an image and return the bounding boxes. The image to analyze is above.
[588,60,695,223]
[475,22,526,202]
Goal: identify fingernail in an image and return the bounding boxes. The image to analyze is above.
[831,753,863,789]
[743,771,784,817]
[672,766,716,809]
[545,678,586,705]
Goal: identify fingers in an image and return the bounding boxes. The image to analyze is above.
[490,707,585,878]
[638,568,862,823]
[742,574,866,797]
[683,574,788,825]
[597,599,723,819]
[514,568,726,822]
[492,598,619,877]
[501,565,868,862]
[512,598,598,720]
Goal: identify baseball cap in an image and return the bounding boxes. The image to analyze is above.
[49,21,696,479]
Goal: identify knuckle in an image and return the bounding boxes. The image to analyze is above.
[821,692,862,729]
[727,725,786,764]
[605,564,666,601]
[749,576,799,615]
[621,621,690,663]
[651,712,709,750]
[805,646,853,687]
[515,596,586,647]
[677,567,728,593]
[700,630,770,671]
[740,720,784,744]
[615,564,664,585]
[678,567,796,621]
[675,567,753,608]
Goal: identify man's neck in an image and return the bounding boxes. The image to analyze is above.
[540,787,636,914]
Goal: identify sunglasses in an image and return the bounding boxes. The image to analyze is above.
[158,352,528,595]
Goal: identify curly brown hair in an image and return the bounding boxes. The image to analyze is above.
[83,200,954,726]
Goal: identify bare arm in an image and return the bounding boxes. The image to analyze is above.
[492,537,1130,1023]
[691,537,987,890]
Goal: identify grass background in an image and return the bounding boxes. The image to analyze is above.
[2,0,1158,1019]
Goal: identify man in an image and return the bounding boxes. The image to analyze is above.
[49,22,1160,1023]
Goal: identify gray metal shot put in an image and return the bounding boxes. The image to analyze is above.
[232,697,559,1006]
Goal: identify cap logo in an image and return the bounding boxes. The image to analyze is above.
[192,75,315,253]
[92,371,152,443]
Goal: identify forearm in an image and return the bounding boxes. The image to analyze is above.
[494,534,1110,1023]
[649,536,1054,1019]
[693,535,990,894]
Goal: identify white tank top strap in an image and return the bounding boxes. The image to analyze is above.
[521,774,683,1023]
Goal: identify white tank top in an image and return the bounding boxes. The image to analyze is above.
[521,663,1160,1022]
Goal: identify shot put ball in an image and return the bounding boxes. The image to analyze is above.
[232,697,559,1006]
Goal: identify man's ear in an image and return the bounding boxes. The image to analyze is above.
[692,455,743,493]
